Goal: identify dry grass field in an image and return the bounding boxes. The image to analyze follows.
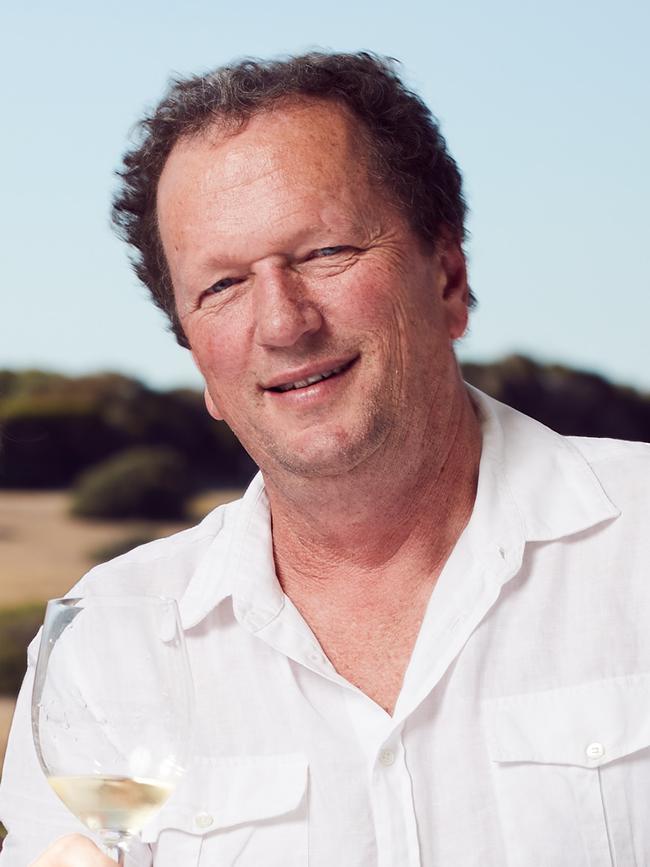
[0,490,241,605]
[0,488,242,772]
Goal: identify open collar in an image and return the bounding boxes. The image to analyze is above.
[469,386,620,543]
[178,473,283,631]
[179,387,620,630]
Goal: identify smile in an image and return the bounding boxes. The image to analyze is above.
[267,358,356,393]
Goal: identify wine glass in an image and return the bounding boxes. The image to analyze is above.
[31,596,194,865]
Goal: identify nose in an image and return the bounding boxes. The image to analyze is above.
[253,264,323,348]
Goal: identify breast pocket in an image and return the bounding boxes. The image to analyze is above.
[484,674,650,867]
[141,753,308,867]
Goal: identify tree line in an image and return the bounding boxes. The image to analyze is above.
[1,356,649,491]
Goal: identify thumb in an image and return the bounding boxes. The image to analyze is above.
[30,834,116,866]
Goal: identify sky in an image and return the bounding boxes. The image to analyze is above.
[2,0,649,393]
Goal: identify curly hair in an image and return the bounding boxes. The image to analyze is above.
[112,51,474,348]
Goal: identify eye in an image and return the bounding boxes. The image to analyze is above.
[309,245,353,259]
[203,276,242,296]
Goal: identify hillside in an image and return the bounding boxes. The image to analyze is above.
[2,356,648,494]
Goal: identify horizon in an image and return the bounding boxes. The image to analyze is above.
[3,0,649,391]
[3,349,649,398]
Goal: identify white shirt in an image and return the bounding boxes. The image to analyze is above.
[2,388,650,867]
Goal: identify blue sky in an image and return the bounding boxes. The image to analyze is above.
[2,0,649,391]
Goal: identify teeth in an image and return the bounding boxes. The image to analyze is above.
[275,363,346,392]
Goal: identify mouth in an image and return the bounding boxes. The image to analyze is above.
[265,357,358,393]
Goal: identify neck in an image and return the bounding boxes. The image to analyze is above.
[264,382,482,596]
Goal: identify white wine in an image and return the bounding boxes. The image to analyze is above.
[48,775,173,834]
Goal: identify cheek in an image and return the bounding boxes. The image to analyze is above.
[325,264,404,332]
[188,333,253,428]
[187,305,251,385]
[343,276,432,351]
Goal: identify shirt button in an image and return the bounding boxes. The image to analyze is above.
[378,748,395,767]
[586,742,605,760]
[194,812,214,829]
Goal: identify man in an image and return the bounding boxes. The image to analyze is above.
[1,52,650,866]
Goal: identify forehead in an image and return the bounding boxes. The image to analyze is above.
[157,100,378,220]
[155,101,406,297]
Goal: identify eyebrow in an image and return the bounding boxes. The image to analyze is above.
[199,219,370,272]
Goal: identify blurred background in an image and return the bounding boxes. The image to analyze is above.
[1,0,649,836]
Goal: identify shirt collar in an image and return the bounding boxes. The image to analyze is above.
[179,473,284,631]
[179,386,620,629]
[469,385,620,543]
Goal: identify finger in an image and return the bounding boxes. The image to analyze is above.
[30,833,115,866]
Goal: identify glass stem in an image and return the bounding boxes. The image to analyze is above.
[106,843,126,865]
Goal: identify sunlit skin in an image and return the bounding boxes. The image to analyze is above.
[31,834,114,866]
[157,101,482,713]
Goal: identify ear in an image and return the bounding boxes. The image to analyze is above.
[203,386,224,422]
[188,346,225,422]
[438,241,469,341]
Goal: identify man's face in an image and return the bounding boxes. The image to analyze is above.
[157,101,468,480]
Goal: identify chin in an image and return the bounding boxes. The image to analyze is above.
[261,418,392,480]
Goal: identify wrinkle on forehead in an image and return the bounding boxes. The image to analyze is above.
[156,100,401,290]
[163,100,371,201]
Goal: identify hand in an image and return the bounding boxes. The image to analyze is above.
[30,834,115,866]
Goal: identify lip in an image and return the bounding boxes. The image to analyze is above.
[260,355,359,392]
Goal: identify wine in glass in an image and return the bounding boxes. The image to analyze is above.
[31,596,193,864]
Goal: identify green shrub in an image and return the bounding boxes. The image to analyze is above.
[0,603,45,695]
[71,447,192,520]
[0,369,258,490]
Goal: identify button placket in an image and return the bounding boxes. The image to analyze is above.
[378,748,396,767]
[371,736,421,867]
